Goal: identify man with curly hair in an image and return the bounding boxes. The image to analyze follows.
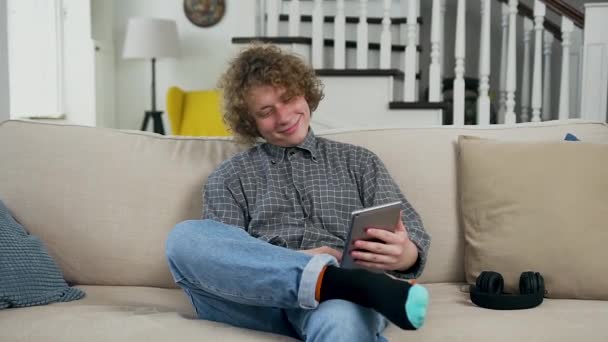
[166,43,431,341]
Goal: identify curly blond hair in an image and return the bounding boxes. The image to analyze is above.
[218,43,324,144]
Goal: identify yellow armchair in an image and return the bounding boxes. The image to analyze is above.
[166,87,231,136]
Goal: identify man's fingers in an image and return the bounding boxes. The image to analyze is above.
[354,239,401,256]
[365,228,406,245]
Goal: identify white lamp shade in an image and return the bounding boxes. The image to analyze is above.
[123,17,179,59]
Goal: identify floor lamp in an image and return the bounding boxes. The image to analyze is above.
[123,17,179,135]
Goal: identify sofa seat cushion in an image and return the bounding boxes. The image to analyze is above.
[1,284,606,342]
[0,285,294,342]
[405,283,608,341]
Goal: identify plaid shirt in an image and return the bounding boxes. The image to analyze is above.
[203,130,430,279]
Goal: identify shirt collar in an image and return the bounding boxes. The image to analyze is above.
[263,129,319,163]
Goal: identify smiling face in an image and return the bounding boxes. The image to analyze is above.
[246,85,311,147]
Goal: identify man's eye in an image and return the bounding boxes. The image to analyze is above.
[257,110,272,118]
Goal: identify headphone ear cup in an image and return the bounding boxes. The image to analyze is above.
[520,272,540,295]
[536,272,545,295]
[477,271,503,294]
[475,271,486,291]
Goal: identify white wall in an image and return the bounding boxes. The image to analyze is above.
[62,0,96,126]
[112,0,256,131]
[0,0,9,122]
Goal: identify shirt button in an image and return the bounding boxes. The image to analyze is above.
[289,151,295,156]
[271,160,276,164]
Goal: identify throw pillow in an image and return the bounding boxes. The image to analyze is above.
[564,133,580,141]
[0,199,85,309]
[458,136,608,300]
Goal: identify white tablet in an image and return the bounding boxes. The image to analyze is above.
[340,201,402,271]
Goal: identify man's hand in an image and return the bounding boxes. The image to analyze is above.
[350,211,418,271]
[300,246,343,263]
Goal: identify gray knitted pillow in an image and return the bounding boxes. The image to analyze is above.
[0,199,85,309]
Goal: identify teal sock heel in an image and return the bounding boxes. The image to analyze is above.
[405,284,429,329]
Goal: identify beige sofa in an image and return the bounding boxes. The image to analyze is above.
[1,119,607,341]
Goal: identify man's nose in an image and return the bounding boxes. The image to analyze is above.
[275,102,291,123]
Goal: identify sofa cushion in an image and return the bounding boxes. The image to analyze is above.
[0,121,247,288]
[459,136,608,299]
[0,199,85,309]
[1,284,606,342]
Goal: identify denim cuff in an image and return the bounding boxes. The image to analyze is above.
[297,254,339,309]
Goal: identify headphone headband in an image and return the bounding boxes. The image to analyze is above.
[470,271,545,310]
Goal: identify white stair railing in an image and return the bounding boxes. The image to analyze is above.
[531,0,546,122]
[311,0,323,68]
[356,0,369,69]
[477,0,491,125]
[334,0,346,69]
[403,0,419,101]
[252,0,590,126]
[542,31,554,121]
[379,0,391,69]
[520,18,532,122]
[453,0,467,125]
[288,0,300,37]
[505,0,518,125]
[558,17,574,120]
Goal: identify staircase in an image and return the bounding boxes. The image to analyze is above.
[232,0,606,129]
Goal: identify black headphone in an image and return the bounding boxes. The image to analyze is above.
[469,271,545,310]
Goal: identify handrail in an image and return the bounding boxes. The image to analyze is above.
[542,0,584,28]
[496,0,583,33]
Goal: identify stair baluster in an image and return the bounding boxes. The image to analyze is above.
[356,0,369,69]
[312,0,323,68]
[453,0,466,125]
[404,0,418,101]
[477,0,491,125]
[334,0,346,69]
[266,0,279,37]
[428,0,442,102]
[498,3,509,124]
[439,0,446,97]
[505,0,518,125]
[531,0,546,122]
[288,0,300,37]
[542,31,554,121]
[521,18,533,122]
[379,0,392,69]
[558,17,574,120]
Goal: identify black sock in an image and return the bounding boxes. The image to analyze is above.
[318,266,428,330]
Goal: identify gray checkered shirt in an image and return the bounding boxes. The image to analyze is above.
[202,130,430,279]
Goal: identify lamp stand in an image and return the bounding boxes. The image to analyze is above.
[140,57,165,135]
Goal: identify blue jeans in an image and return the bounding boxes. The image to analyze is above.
[166,219,388,341]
